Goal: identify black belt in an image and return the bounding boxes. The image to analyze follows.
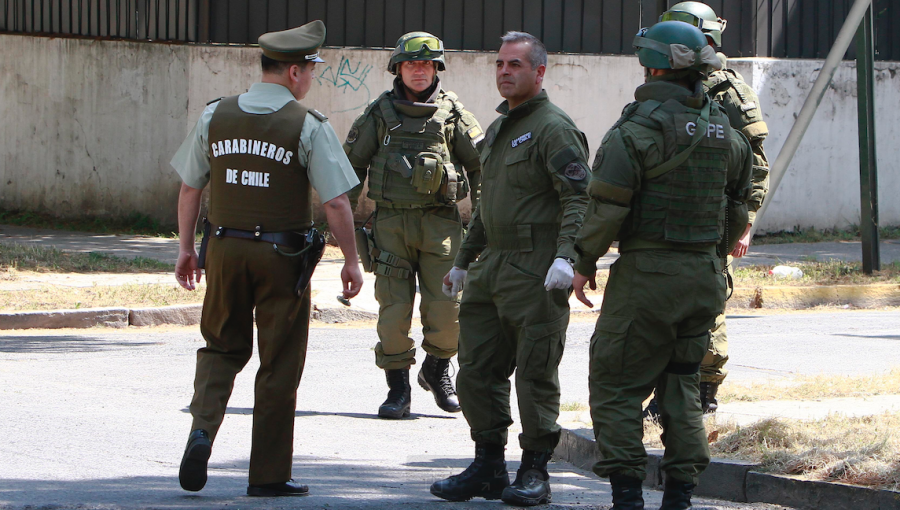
[212,224,309,249]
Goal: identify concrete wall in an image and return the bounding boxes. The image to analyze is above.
[1,34,898,231]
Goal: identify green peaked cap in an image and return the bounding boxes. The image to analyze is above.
[258,20,326,63]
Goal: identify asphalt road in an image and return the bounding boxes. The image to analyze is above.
[7,309,896,509]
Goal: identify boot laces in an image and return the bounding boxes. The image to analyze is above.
[436,358,457,396]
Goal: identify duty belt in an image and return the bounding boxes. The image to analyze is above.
[212,224,311,249]
[618,238,717,256]
[486,224,559,252]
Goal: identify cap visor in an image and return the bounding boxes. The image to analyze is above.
[310,55,325,63]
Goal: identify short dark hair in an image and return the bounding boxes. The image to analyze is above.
[500,31,548,69]
[260,54,311,74]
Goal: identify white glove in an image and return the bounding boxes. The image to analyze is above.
[443,266,468,299]
[544,257,574,291]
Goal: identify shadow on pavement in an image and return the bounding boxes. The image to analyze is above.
[175,407,456,421]
[0,335,158,353]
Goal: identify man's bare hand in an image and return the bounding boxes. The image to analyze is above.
[175,250,202,291]
[573,271,597,308]
[341,261,363,299]
[730,223,753,258]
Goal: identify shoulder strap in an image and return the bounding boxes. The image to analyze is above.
[308,108,328,122]
[644,97,712,181]
[377,96,403,131]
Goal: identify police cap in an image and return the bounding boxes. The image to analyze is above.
[258,20,326,63]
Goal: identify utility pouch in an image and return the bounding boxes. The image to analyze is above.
[411,153,443,195]
[356,226,374,272]
[387,153,414,179]
[294,228,326,296]
[440,163,461,203]
[197,217,211,269]
[718,196,749,256]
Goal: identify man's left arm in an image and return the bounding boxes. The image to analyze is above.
[544,126,591,261]
[451,110,485,210]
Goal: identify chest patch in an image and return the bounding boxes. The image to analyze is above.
[402,140,426,151]
[511,132,532,148]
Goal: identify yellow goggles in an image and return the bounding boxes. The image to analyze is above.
[660,11,726,33]
[402,36,443,54]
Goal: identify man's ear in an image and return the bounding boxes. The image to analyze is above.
[535,64,546,83]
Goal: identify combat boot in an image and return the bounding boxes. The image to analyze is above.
[699,382,719,414]
[609,473,644,510]
[659,477,696,510]
[430,443,510,501]
[500,450,552,506]
[378,368,411,419]
[417,354,461,413]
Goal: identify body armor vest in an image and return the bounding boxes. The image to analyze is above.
[366,92,468,208]
[626,98,732,244]
[207,96,312,232]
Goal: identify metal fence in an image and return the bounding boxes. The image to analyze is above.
[1,0,898,60]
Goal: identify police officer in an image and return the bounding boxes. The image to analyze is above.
[343,32,483,418]
[171,20,363,496]
[430,31,589,506]
[571,22,752,510]
[636,2,772,417]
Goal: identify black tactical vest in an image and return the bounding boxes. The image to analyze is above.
[207,96,312,232]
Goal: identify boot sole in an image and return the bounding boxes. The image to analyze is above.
[417,372,461,413]
[246,486,309,497]
[179,441,211,492]
[377,405,411,419]
[429,487,505,502]
[500,492,552,506]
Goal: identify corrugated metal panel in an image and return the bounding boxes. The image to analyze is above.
[1,0,897,60]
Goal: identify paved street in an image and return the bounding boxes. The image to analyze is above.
[4,310,896,509]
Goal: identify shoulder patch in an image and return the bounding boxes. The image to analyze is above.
[346,126,359,144]
[309,109,328,122]
[564,162,587,181]
[466,126,485,146]
[206,96,224,106]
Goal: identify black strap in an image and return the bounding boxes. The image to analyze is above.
[212,224,309,249]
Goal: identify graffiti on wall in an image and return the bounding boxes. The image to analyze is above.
[316,57,375,113]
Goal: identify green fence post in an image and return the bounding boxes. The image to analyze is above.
[856,4,880,273]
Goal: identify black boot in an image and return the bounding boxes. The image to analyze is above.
[417,354,461,413]
[179,429,211,492]
[609,473,644,510]
[500,450,552,506]
[430,443,510,501]
[642,394,660,421]
[659,477,696,510]
[699,382,719,414]
[378,369,411,419]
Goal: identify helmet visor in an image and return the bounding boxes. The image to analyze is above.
[402,36,444,54]
[660,11,726,33]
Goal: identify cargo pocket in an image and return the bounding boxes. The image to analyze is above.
[505,145,540,198]
[667,332,710,375]
[518,314,568,380]
[589,314,633,379]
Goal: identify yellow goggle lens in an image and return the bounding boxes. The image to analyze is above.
[660,11,702,27]
[403,36,442,53]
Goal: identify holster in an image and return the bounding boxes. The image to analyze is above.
[356,226,374,272]
[357,211,413,279]
[197,218,211,270]
[294,227,326,296]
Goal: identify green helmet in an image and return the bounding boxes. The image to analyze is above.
[388,32,446,75]
[661,1,727,47]
[633,21,720,77]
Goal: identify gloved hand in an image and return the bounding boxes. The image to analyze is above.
[544,257,574,291]
[442,266,468,299]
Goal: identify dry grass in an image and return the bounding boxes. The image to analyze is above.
[733,260,900,287]
[643,413,900,490]
[718,369,900,404]
[1,243,173,273]
[0,283,205,311]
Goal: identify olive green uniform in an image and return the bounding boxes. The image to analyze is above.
[575,81,752,483]
[171,83,358,485]
[343,78,483,369]
[455,90,589,452]
[702,55,771,385]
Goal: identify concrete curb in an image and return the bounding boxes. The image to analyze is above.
[0,307,130,330]
[728,283,900,309]
[554,426,900,510]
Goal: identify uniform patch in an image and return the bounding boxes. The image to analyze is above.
[346,126,359,144]
[564,162,587,181]
[402,140,426,151]
[740,102,757,112]
[511,132,532,148]
[467,126,485,146]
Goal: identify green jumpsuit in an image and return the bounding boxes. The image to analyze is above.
[455,90,589,452]
[574,81,752,484]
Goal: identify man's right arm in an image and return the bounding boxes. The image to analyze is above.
[175,183,204,291]
[454,205,486,270]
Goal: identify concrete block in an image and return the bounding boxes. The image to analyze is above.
[0,308,129,330]
[310,306,377,324]
[129,304,202,327]
[746,471,900,510]
[556,428,661,487]
[694,456,756,502]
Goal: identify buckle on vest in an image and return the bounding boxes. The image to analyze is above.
[254,225,262,240]
[215,227,224,238]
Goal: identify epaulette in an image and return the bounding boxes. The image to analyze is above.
[309,109,328,122]
[206,97,224,106]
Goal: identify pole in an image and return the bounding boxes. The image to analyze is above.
[856,5,880,273]
[749,0,873,238]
